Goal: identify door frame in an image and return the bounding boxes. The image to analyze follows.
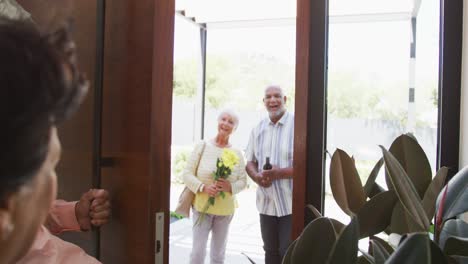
[292,0,463,236]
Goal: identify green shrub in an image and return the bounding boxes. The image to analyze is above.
[172,146,193,183]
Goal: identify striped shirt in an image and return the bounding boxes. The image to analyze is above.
[245,111,294,217]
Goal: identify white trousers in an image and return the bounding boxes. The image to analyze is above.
[190,210,234,264]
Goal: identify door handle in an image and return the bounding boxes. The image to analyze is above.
[155,212,164,263]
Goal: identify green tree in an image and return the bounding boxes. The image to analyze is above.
[174,54,438,127]
[173,53,295,110]
[173,59,198,98]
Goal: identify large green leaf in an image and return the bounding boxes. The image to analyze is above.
[422,167,449,220]
[368,183,386,199]
[281,239,297,264]
[291,217,336,264]
[429,240,449,264]
[357,190,398,238]
[305,205,347,237]
[370,236,394,255]
[389,202,426,234]
[370,239,390,264]
[387,134,432,198]
[381,146,430,231]
[357,255,374,264]
[364,158,384,198]
[307,204,323,218]
[439,219,468,252]
[327,217,359,264]
[358,249,375,263]
[436,167,468,222]
[449,256,468,264]
[386,233,431,264]
[444,236,468,257]
[330,219,346,238]
[404,132,418,141]
[330,149,366,215]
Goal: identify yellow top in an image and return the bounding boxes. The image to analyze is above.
[183,141,246,216]
[193,192,235,216]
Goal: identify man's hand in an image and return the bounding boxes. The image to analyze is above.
[262,166,281,181]
[75,189,111,231]
[255,172,272,187]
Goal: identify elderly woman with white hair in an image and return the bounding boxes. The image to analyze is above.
[183,109,247,264]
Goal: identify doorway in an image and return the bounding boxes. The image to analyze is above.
[169,1,297,263]
[12,0,462,263]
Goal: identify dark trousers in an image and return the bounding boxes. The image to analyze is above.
[260,214,292,264]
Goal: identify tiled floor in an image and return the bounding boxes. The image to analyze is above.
[170,186,264,263]
[169,185,350,264]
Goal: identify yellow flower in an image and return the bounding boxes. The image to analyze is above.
[195,149,239,226]
[221,149,239,170]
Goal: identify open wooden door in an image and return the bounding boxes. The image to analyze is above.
[16,0,175,263]
[99,0,174,263]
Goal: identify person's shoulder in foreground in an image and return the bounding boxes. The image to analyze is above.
[0,18,88,263]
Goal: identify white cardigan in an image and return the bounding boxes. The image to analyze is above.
[182,141,247,195]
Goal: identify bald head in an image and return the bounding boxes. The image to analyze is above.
[264,85,285,97]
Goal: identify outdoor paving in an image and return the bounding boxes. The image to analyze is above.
[170,186,264,263]
[169,185,350,264]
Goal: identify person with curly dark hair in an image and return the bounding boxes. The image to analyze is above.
[0,18,94,263]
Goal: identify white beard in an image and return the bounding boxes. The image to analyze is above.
[269,108,286,120]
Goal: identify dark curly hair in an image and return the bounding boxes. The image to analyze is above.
[0,18,88,203]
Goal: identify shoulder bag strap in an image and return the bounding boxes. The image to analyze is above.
[194,141,206,177]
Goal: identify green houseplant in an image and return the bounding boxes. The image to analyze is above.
[281,134,467,263]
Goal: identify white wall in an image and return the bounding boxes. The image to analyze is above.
[460,2,468,168]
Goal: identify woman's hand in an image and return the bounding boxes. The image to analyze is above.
[215,178,232,193]
[203,183,219,197]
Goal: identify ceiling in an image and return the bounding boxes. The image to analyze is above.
[176,0,421,29]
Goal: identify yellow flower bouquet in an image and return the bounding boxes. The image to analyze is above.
[195,149,239,225]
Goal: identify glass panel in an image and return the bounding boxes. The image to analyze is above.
[170,7,297,263]
[325,0,440,224]
[203,25,296,264]
[204,26,296,147]
[170,14,203,262]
